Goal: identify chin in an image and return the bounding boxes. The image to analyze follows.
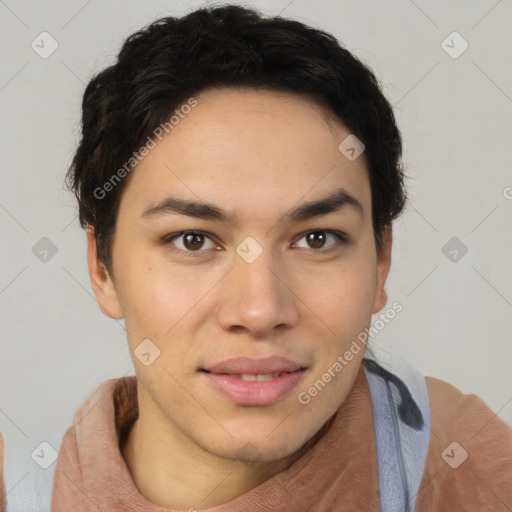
[218,438,305,464]
[199,421,321,464]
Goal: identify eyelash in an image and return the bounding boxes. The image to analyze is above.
[161,229,350,258]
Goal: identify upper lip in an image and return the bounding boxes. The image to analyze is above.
[202,356,307,375]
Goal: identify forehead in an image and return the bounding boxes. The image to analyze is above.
[119,87,371,225]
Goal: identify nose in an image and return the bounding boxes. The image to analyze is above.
[216,247,300,338]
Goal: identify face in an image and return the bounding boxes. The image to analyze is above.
[88,87,391,463]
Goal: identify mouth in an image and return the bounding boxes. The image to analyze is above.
[199,356,308,406]
[214,372,295,381]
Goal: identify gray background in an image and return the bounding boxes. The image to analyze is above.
[1,0,511,510]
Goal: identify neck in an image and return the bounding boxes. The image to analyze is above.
[120,390,331,510]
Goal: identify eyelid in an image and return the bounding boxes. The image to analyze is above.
[162,228,349,256]
[162,230,219,256]
[292,229,349,250]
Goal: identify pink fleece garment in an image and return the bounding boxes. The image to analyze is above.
[2,365,507,511]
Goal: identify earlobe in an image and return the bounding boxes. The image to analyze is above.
[86,227,123,320]
[372,226,393,315]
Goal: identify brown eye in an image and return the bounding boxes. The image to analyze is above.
[163,229,348,257]
[306,231,327,249]
[166,231,217,254]
[294,230,348,251]
[182,232,205,251]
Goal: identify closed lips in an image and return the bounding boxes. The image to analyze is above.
[200,356,308,405]
[200,370,304,381]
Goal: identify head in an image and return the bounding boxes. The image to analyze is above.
[68,5,406,462]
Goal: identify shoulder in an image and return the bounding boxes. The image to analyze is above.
[59,376,136,448]
[415,376,512,511]
[425,376,511,450]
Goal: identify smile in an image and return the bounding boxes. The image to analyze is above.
[200,367,307,406]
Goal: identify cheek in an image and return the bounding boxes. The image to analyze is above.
[112,248,167,338]
[305,258,377,327]
[123,276,176,338]
[116,256,211,357]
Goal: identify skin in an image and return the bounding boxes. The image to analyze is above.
[87,87,392,509]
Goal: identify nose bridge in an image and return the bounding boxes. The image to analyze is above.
[217,238,298,334]
[234,238,285,302]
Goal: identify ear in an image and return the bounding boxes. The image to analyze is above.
[86,226,123,319]
[372,226,392,314]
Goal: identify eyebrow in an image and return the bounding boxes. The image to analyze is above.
[141,187,364,224]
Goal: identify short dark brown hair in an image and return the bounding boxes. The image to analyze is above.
[66,4,407,271]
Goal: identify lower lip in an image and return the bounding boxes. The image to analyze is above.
[201,370,306,406]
